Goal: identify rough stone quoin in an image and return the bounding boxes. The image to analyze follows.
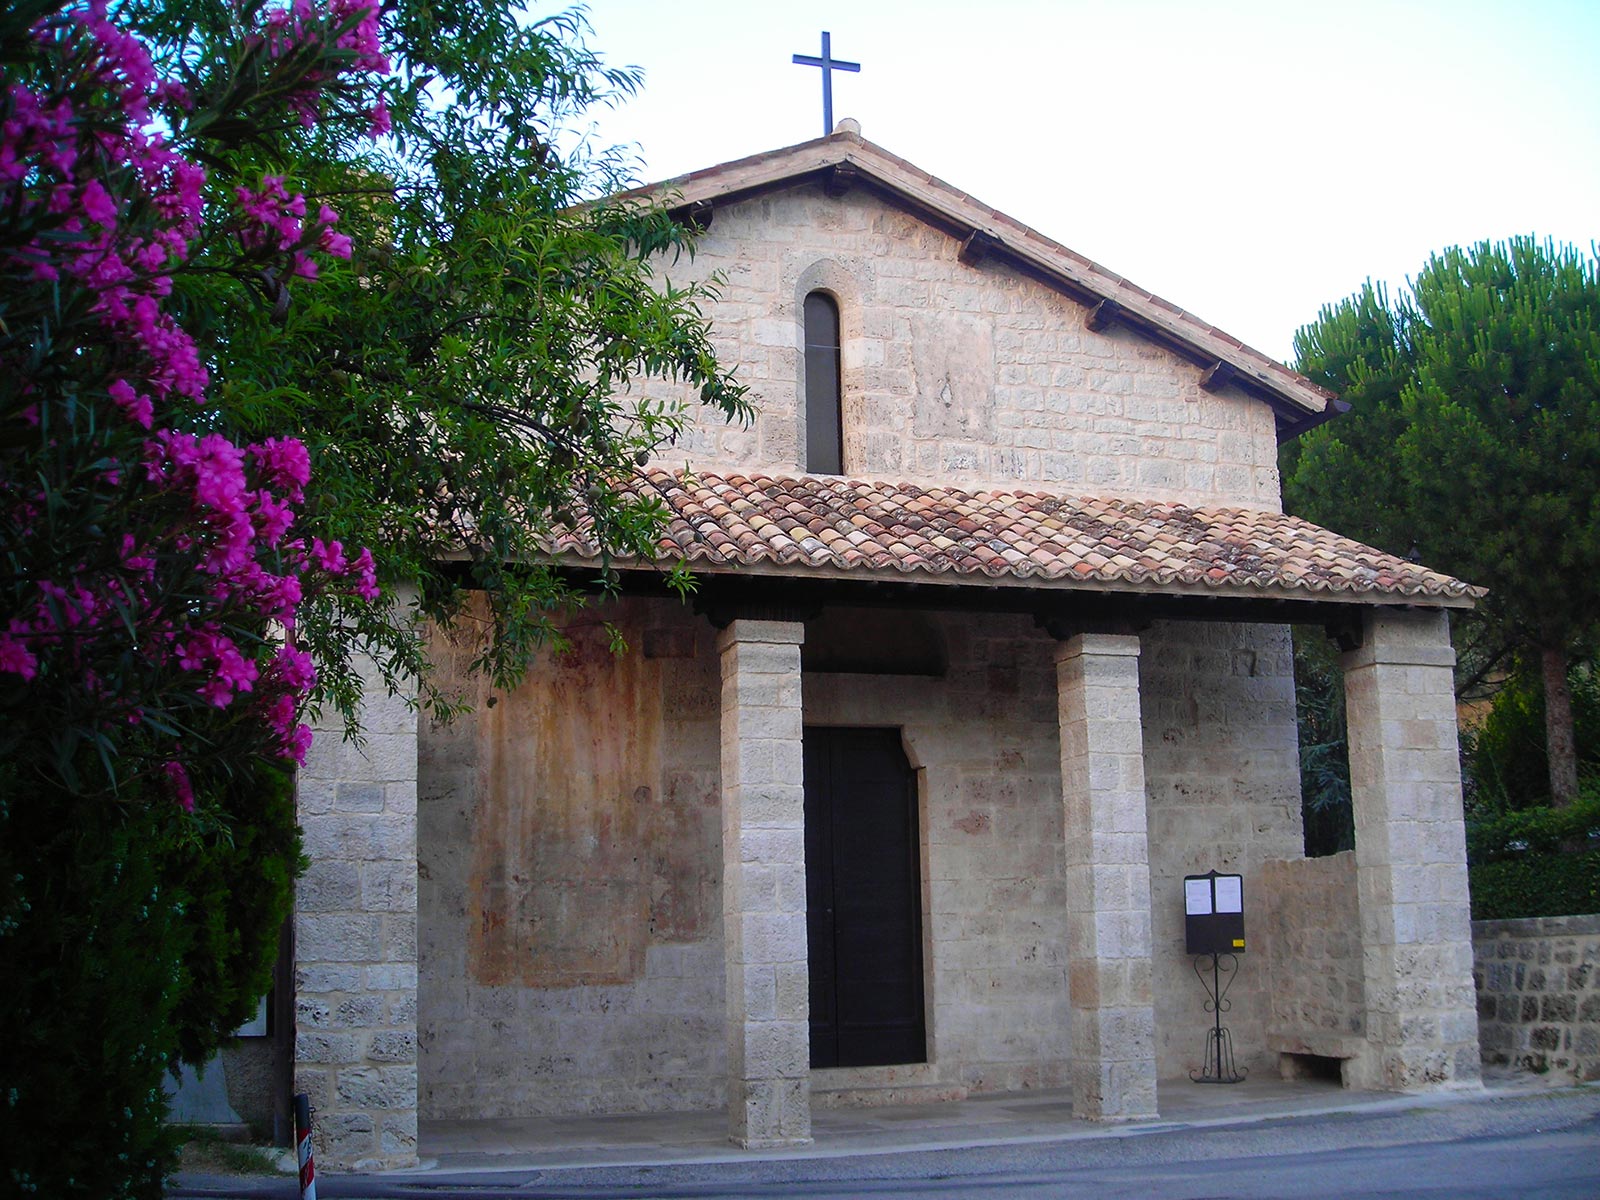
[295,590,421,1172]
[1055,633,1159,1120]
[1341,608,1481,1092]
[718,619,813,1147]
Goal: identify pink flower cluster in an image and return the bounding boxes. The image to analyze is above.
[236,175,351,279]
[1,1,393,790]
[261,0,392,135]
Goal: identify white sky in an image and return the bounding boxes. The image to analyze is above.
[575,0,1599,363]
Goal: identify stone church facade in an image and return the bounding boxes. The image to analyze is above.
[292,128,1484,1169]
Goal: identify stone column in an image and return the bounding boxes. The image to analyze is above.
[294,611,420,1171]
[717,619,812,1148]
[1055,633,1159,1121]
[1341,608,1481,1091]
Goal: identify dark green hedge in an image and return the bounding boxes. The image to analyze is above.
[1464,787,1600,921]
[0,763,301,1198]
[1465,793,1600,862]
[1470,849,1600,921]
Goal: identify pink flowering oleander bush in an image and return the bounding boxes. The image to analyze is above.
[6,0,752,1183]
[0,1,390,1194]
[130,0,755,730]
[0,0,385,800]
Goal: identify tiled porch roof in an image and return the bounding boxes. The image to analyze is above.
[549,471,1481,607]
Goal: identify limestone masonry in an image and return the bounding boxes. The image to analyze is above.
[641,185,1284,509]
[1474,914,1600,1082]
[295,130,1486,1169]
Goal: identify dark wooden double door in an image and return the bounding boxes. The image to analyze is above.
[803,727,926,1069]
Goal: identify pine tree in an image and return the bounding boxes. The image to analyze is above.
[1285,238,1600,805]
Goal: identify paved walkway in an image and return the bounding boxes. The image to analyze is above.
[411,1071,1551,1175]
[171,1071,1597,1196]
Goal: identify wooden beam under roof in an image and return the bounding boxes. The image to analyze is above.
[1085,298,1123,332]
[823,162,859,198]
[530,565,1466,629]
[1200,360,1239,392]
[959,229,1003,266]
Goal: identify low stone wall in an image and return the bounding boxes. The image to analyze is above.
[1258,853,1366,1068]
[1473,914,1600,1082]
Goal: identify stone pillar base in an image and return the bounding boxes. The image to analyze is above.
[718,620,813,1149]
[1342,608,1481,1094]
[731,1074,814,1150]
[1055,633,1160,1123]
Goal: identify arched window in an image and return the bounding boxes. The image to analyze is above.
[803,291,843,474]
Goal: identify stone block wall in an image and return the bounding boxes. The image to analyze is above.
[418,596,726,1118]
[1258,852,1366,1059]
[295,644,420,1171]
[1140,621,1305,1080]
[418,602,1081,1117]
[415,598,1309,1118]
[636,185,1283,509]
[216,1039,277,1134]
[1474,914,1600,1082]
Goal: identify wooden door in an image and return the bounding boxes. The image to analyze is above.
[804,727,926,1069]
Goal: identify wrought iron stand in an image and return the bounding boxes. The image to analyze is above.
[1189,951,1247,1084]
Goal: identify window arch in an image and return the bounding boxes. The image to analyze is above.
[803,291,843,474]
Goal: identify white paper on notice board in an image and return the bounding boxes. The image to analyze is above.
[1214,875,1243,914]
[1184,878,1213,915]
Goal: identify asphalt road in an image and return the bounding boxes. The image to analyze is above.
[171,1086,1600,1200]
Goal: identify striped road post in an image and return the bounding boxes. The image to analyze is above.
[292,1092,317,1200]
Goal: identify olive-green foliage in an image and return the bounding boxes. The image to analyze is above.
[1464,784,1600,920]
[1467,790,1600,862]
[171,765,303,1068]
[1465,665,1600,813]
[1469,851,1600,921]
[129,0,753,726]
[0,763,301,1198]
[0,779,184,1198]
[1292,627,1354,857]
[1284,238,1600,797]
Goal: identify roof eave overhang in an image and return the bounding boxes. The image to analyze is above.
[548,554,1478,616]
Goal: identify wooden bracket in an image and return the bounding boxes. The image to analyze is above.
[1326,618,1364,654]
[958,230,1003,266]
[1085,298,1123,332]
[672,200,713,232]
[687,200,714,231]
[696,597,823,630]
[823,163,859,198]
[1200,360,1239,392]
[1033,611,1150,641]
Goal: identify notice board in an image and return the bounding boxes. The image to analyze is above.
[1184,871,1245,955]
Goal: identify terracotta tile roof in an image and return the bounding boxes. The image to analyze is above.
[548,471,1481,607]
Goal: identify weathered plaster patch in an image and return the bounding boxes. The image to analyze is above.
[910,310,996,442]
[464,604,712,988]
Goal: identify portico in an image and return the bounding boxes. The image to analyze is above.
[290,126,1486,1168]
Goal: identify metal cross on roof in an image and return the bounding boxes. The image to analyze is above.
[792,31,860,137]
